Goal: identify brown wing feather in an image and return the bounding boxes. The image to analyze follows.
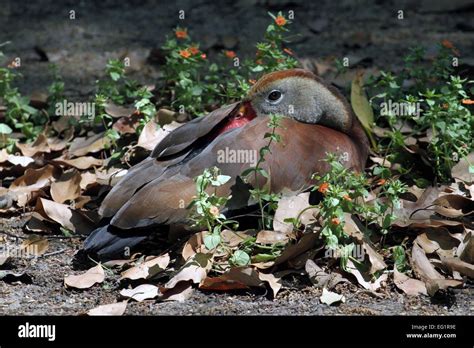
[110,116,368,229]
[151,102,239,159]
[99,103,239,218]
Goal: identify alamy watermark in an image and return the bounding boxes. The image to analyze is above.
[380,100,421,117]
[217,147,257,167]
[55,99,95,119]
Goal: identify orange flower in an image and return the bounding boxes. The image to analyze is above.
[442,103,449,109]
[248,79,256,85]
[462,99,474,105]
[283,48,293,56]
[343,194,352,202]
[331,217,340,225]
[377,179,386,186]
[318,182,330,194]
[179,49,191,58]
[441,39,454,50]
[189,46,199,55]
[175,29,187,39]
[224,50,236,59]
[200,53,207,59]
[275,15,287,26]
[255,59,263,65]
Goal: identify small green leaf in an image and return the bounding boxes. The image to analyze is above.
[231,250,250,266]
[204,233,221,250]
[0,123,12,134]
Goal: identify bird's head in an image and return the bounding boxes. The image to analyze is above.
[243,69,353,133]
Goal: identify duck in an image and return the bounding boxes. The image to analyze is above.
[83,68,369,260]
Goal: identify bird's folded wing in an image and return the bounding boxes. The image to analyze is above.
[109,117,365,230]
[99,103,239,218]
[151,102,239,159]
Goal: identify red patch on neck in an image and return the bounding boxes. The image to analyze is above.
[218,102,256,135]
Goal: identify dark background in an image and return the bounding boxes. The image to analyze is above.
[1,0,473,100]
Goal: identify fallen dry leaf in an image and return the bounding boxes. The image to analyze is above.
[256,230,290,245]
[439,256,474,278]
[411,243,463,296]
[451,152,474,183]
[64,264,105,289]
[165,253,212,289]
[393,267,427,296]
[16,134,50,157]
[320,287,345,305]
[6,154,34,167]
[54,156,103,170]
[120,253,170,280]
[305,259,347,289]
[120,284,159,302]
[273,192,317,233]
[346,259,387,291]
[50,169,82,203]
[87,301,128,316]
[69,132,109,157]
[136,121,181,151]
[35,198,96,234]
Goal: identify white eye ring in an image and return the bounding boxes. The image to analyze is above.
[266,89,284,104]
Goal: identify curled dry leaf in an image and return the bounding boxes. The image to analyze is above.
[273,192,317,233]
[20,235,49,257]
[393,267,427,296]
[181,232,207,261]
[165,253,212,289]
[120,253,170,280]
[50,169,82,204]
[351,70,375,146]
[95,168,128,186]
[256,230,290,245]
[80,172,97,190]
[35,198,96,234]
[346,259,387,291]
[54,156,103,170]
[69,132,109,157]
[415,228,459,258]
[64,264,105,289]
[320,287,345,306]
[451,152,474,183]
[343,214,386,273]
[120,284,159,302]
[6,155,34,167]
[10,164,58,193]
[199,266,282,297]
[410,243,463,296]
[160,281,194,302]
[305,259,347,289]
[87,301,128,316]
[136,120,182,151]
[459,232,473,263]
[16,134,50,157]
[433,194,474,218]
[439,256,474,278]
[104,102,135,118]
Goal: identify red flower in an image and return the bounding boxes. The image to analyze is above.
[377,179,387,186]
[462,99,474,105]
[331,217,340,225]
[200,53,207,59]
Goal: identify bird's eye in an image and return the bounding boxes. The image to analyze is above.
[267,90,283,103]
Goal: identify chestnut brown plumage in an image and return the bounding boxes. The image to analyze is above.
[83,69,369,260]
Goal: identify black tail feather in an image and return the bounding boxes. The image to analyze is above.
[83,225,148,261]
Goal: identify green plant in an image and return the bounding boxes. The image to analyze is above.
[309,154,407,268]
[242,114,283,230]
[188,167,238,250]
[160,12,299,116]
[369,43,473,182]
[392,245,409,273]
